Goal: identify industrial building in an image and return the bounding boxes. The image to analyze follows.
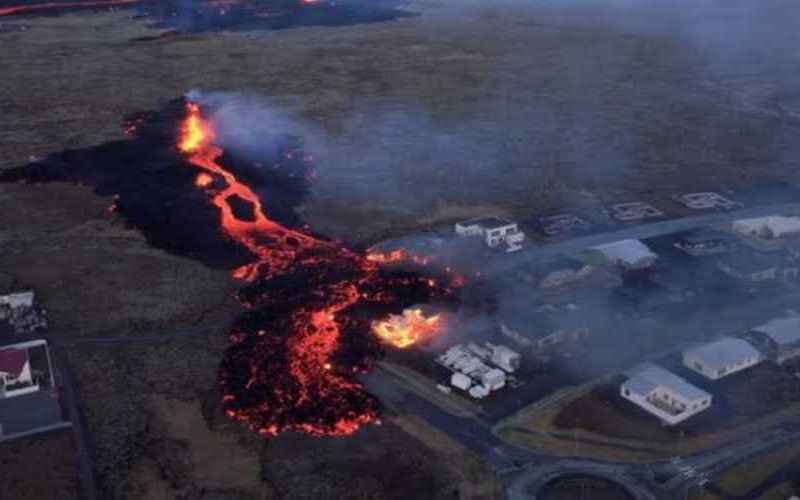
[590,239,658,271]
[437,342,520,399]
[454,216,525,252]
[682,337,763,380]
[749,317,800,364]
[620,364,712,426]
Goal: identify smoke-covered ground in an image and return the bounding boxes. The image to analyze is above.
[2,0,799,242]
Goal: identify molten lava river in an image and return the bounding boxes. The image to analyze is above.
[175,102,456,436]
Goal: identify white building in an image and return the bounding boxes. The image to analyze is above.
[732,215,800,249]
[682,337,763,380]
[621,364,711,425]
[0,345,39,399]
[486,343,521,373]
[454,216,525,252]
[590,239,658,270]
[450,372,471,391]
[751,317,800,364]
[0,291,34,310]
[438,344,507,398]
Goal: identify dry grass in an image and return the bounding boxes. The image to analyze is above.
[709,442,800,497]
[495,381,800,462]
[0,430,79,500]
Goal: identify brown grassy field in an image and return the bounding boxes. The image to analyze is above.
[0,430,79,500]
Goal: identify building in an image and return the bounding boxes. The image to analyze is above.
[454,216,525,252]
[0,292,34,310]
[438,344,507,398]
[621,364,712,425]
[674,229,737,257]
[498,304,590,353]
[590,239,658,271]
[682,337,763,380]
[750,317,800,364]
[516,257,622,292]
[716,250,798,283]
[732,215,800,250]
[450,372,471,391]
[0,345,39,399]
[486,343,521,373]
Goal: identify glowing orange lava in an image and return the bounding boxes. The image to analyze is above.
[179,101,382,436]
[179,102,325,281]
[195,172,214,188]
[177,101,454,437]
[371,308,443,349]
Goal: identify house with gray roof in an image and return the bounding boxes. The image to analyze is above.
[683,337,764,380]
[750,316,800,364]
[590,239,658,271]
[620,364,711,425]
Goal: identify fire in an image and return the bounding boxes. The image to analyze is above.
[179,103,214,153]
[371,308,443,349]
[366,249,432,266]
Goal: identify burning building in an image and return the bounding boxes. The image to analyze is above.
[370,308,443,349]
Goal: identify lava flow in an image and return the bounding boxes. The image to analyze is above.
[179,101,456,436]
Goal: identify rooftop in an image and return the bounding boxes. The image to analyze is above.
[752,316,800,346]
[734,215,800,236]
[684,337,763,371]
[591,239,657,266]
[0,349,28,378]
[623,363,709,402]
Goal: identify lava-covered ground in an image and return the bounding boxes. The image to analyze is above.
[0,0,414,32]
[0,98,458,436]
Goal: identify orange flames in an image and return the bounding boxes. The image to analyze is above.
[371,308,443,349]
[367,249,431,266]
